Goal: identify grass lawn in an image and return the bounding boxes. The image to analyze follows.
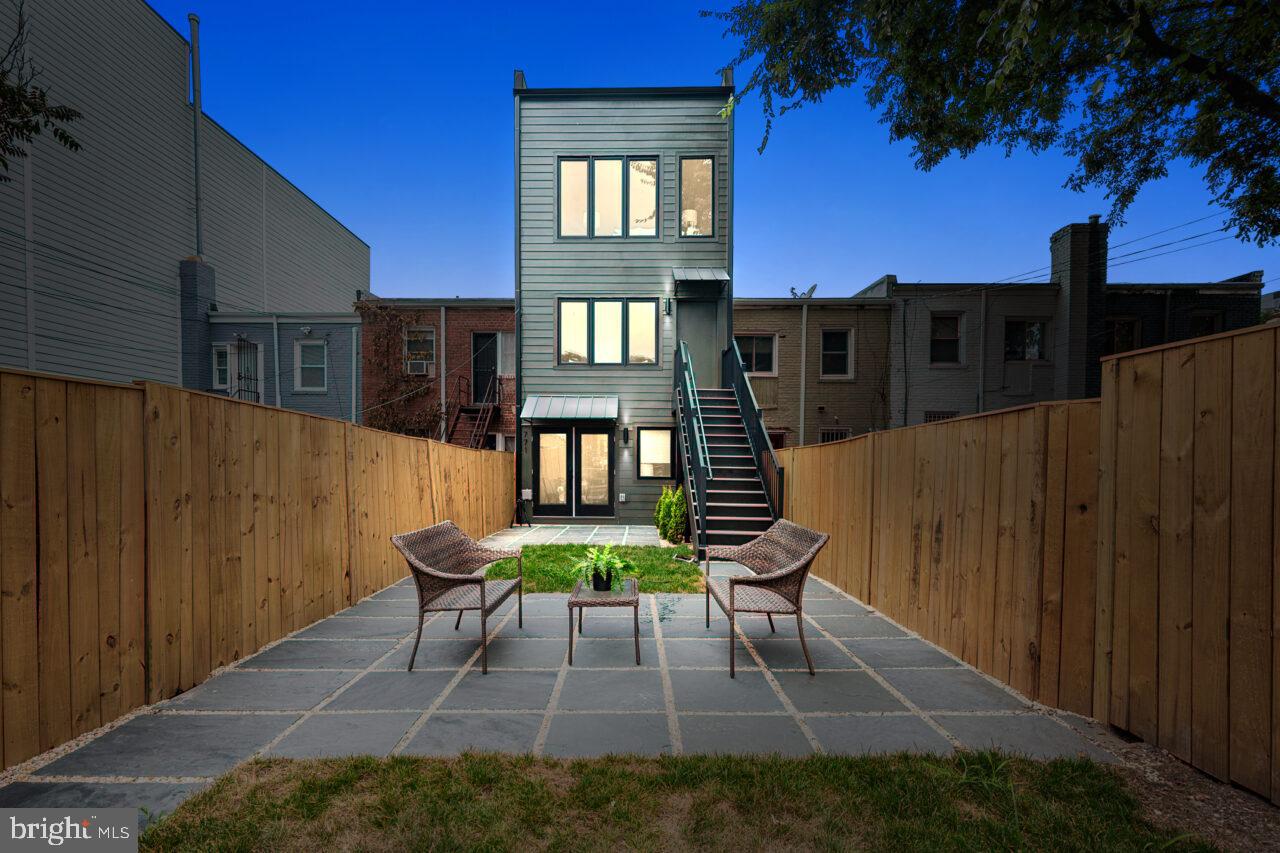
[139,752,1211,852]
[486,544,701,594]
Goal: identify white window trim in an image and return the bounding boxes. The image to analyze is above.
[818,328,854,379]
[211,343,230,390]
[735,333,778,377]
[929,312,965,367]
[294,339,328,392]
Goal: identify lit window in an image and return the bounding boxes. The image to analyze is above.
[820,329,851,377]
[295,340,327,391]
[735,334,775,374]
[404,326,435,374]
[211,344,229,389]
[637,428,672,478]
[930,314,961,364]
[593,300,623,364]
[628,159,658,236]
[593,159,623,237]
[559,160,589,237]
[627,299,657,364]
[679,157,713,237]
[559,301,589,363]
[1004,320,1048,361]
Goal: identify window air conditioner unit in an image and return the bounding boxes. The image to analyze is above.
[407,360,433,376]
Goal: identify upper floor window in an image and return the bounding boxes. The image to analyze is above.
[211,344,229,389]
[1103,317,1141,356]
[559,156,658,239]
[559,298,659,366]
[930,313,962,364]
[1004,319,1048,362]
[295,339,327,391]
[735,334,775,375]
[820,329,852,378]
[1188,310,1223,339]
[679,157,714,237]
[404,326,436,375]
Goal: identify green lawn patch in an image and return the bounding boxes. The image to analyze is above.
[486,544,701,594]
[140,752,1212,852]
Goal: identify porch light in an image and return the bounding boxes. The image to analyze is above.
[664,298,672,316]
[621,427,631,446]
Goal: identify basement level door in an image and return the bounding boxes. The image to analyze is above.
[533,426,614,517]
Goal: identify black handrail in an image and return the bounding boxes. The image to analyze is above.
[674,341,711,555]
[722,340,785,519]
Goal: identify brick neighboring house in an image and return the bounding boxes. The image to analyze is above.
[356,298,516,448]
[733,298,891,447]
[859,217,1264,427]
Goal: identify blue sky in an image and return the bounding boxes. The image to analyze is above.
[150,1,1278,298]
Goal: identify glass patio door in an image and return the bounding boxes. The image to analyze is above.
[534,430,570,516]
[574,429,613,517]
[532,426,614,517]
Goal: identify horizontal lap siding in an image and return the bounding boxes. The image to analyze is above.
[518,96,730,521]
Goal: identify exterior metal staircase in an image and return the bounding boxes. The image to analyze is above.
[447,376,498,448]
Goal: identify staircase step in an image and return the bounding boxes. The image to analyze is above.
[705,531,762,545]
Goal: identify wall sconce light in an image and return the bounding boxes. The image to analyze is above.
[621,427,631,446]
[663,298,673,316]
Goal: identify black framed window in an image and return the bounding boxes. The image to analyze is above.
[1103,317,1141,356]
[930,314,961,364]
[679,156,714,237]
[558,156,659,239]
[735,334,775,374]
[1004,320,1048,361]
[820,329,851,377]
[637,427,673,479]
[558,298,660,367]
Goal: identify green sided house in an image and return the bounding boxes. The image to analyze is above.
[513,70,782,550]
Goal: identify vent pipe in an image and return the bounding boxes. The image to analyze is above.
[188,13,204,259]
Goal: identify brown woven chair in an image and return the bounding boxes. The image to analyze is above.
[705,519,829,677]
[391,521,522,674]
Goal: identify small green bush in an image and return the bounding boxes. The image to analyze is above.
[668,486,687,544]
[656,488,674,542]
[654,485,670,530]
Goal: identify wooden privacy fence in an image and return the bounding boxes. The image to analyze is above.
[778,400,1100,715]
[0,370,512,771]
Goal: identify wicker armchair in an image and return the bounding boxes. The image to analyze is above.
[705,519,829,677]
[391,521,522,674]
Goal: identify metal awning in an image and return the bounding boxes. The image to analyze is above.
[520,395,619,421]
[672,267,729,282]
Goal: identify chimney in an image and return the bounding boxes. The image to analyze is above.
[721,67,734,88]
[188,13,205,261]
[1050,216,1109,398]
[513,69,526,90]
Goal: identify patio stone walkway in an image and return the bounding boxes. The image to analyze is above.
[0,524,1117,822]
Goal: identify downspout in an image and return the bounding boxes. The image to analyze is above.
[978,288,987,411]
[350,326,358,423]
[439,305,447,439]
[799,302,808,445]
[514,71,525,515]
[188,14,205,262]
[271,315,281,407]
[724,66,735,349]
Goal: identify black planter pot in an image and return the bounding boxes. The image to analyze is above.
[591,570,612,592]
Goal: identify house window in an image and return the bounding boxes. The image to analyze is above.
[820,427,852,444]
[1188,311,1223,339]
[1104,317,1142,356]
[558,156,659,239]
[735,334,775,375]
[1004,320,1048,361]
[404,326,435,374]
[679,157,713,237]
[820,329,852,377]
[637,427,673,478]
[559,298,660,366]
[930,314,962,364]
[768,430,787,450]
[924,411,958,424]
[295,340,327,391]
[211,344,229,389]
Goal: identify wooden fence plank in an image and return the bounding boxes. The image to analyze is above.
[1,374,38,767]
[1095,360,1119,722]
[37,379,72,743]
[117,388,146,716]
[1039,404,1069,706]
[1059,401,1099,717]
[93,387,125,724]
[177,390,194,692]
[1127,352,1163,744]
[187,395,211,685]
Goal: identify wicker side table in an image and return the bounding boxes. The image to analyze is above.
[568,578,640,666]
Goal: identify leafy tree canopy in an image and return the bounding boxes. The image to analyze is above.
[712,0,1280,244]
[1,1,80,183]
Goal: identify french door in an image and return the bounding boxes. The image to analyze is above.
[533,426,614,517]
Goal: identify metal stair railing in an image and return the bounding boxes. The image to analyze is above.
[722,340,785,519]
[674,341,713,556]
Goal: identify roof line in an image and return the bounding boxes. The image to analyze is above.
[517,86,733,98]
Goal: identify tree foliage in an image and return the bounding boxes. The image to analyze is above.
[1,1,80,182]
[712,0,1280,243]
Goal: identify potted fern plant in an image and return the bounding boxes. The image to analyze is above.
[573,544,630,592]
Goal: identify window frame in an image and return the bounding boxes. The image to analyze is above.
[635,426,674,480]
[556,297,662,368]
[403,325,437,374]
[734,333,777,377]
[294,338,328,392]
[818,328,854,379]
[929,312,964,366]
[1003,318,1051,363]
[211,343,230,390]
[556,154,661,241]
[1103,316,1143,356]
[923,411,959,424]
[819,427,853,444]
[677,155,716,239]
[1187,309,1223,339]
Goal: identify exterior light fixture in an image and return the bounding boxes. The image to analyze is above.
[621,427,631,446]
[664,298,673,316]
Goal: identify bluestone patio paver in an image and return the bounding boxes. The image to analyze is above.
[269,713,418,758]
[543,713,672,757]
[662,638,749,669]
[337,599,418,617]
[813,615,908,639]
[771,670,907,713]
[750,638,857,670]
[669,669,785,712]
[568,638,659,667]
[679,715,812,757]
[237,638,397,670]
[936,713,1115,761]
[807,716,953,756]
[376,639,481,670]
[803,598,872,616]
[0,782,204,826]
[557,669,665,712]
[325,671,454,711]
[441,670,558,710]
[34,714,298,777]
[843,637,962,669]
[880,668,1029,712]
[295,616,417,640]
[659,618,731,639]
[167,670,355,711]
[403,713,543,756]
